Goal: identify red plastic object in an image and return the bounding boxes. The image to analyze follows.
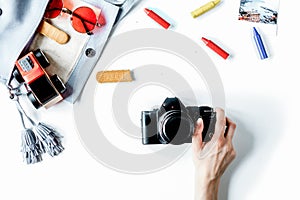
[144,8,170,29]
[201,37,229,60]
[45,0,99,34]
[71,6,97,33]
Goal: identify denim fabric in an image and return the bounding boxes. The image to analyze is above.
[0,0,142,103]
[66,0,142,103]
[0,0,49,83]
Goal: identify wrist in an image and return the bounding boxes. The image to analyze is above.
[194,171,220,200]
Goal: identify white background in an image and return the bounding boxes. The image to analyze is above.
[1,0,300,199]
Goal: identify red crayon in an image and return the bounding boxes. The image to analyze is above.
[144,8,171,29]
[201,37,229,60]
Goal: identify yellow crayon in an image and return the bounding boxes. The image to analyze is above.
[191,0,221,18]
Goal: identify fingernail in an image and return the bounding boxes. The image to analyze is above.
[196,118,202,125]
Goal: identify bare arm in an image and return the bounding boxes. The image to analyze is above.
[192,108,236,200]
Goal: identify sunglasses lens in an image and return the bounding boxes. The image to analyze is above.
[71,7,97,33]
[45,0,63,18]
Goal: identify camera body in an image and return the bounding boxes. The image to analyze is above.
[14,49,66,109]
[141,97,216,145]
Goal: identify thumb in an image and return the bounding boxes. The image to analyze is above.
[192,118,204,153]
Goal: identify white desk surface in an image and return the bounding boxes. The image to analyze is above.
[1,0,300,199]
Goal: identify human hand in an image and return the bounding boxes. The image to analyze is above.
[192,108,236,200]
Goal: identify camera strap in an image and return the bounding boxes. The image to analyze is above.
[1,78,64,164]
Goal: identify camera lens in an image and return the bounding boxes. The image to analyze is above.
[159,111,194,144]
[27,92,42,109]
[33,49,50,68]
[12,68,24,83]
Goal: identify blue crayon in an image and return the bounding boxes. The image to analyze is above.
[253,27,268,60]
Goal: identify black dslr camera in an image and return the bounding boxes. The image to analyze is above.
[13,49,66,109]
[141,97,216,145]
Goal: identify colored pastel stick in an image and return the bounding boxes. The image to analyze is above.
[144,8,171,29]
[253,27,268,60]
[201,37,229,59]
[191,0,221,18]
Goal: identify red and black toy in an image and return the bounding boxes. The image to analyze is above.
[13,49,66,109]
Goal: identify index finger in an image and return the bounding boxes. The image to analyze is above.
[211,107,226,141]
[225,117,237,141]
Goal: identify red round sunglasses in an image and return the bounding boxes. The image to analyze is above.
[44,0,102,35]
